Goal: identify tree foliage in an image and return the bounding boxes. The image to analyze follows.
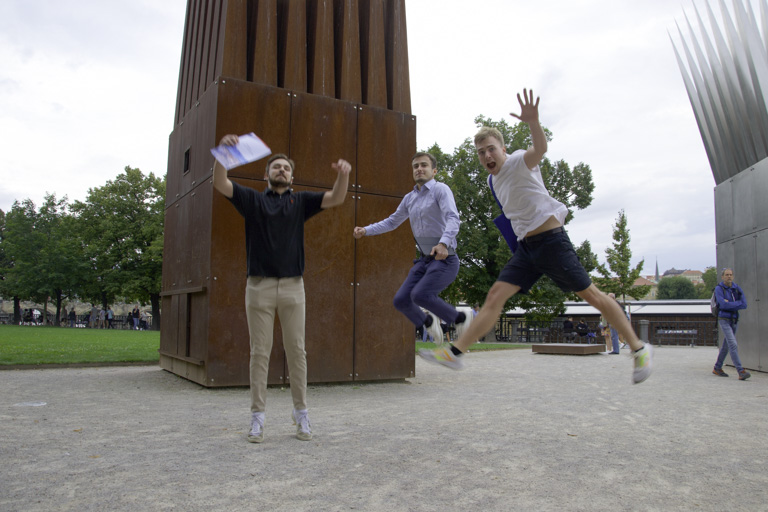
[593,210,650,301]
[430,115,596,322]
[0,195,86,324]
[71,167,165,328]
[695,266,717,299]
[657,276,697,299]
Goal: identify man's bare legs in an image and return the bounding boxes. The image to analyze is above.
[452,281,520,353]
[576,285,643,352]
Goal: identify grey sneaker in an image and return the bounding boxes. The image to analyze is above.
[739,370,751,381]
[292,409,312,441]
[632,343,654,384]
[425,312,444,344]
[248,412,265,443]
[418,346,465,370]
[454,307,474,343]
[712,368,729,377]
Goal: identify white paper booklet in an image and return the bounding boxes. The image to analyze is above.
[210,133,272,170]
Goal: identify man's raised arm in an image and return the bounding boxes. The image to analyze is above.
[321,159,352,209]
[212,134,237,198]
[510,89,548,170]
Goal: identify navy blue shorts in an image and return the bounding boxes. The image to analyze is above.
[497,228,592,294]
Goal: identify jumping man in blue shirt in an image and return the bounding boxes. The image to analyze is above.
[353,153,472,344]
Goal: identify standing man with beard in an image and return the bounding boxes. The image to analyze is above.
[213,133,352,443]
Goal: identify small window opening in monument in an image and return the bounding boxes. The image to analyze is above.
[183,148,190,174]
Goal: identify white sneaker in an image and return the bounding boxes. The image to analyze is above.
[425,312,444,344]
[632,343,654,384]
[248,412,265,443]
[418,346,465,370]
[292,409,312,441]
[453,307,474,343]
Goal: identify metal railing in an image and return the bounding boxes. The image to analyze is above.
[494,317,718,347]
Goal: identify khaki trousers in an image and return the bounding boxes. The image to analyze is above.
[245,276,307,413]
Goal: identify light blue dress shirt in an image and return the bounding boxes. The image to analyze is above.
[363,179,460,251]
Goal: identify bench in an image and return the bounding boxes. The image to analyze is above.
[656,328,698,346]
[532,343,605,355]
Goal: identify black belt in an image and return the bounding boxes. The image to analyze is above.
[524,226,564,243]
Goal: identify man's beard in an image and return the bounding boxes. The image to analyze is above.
[268,175,290,188]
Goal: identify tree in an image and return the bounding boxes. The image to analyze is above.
[695,266,717,298]
[432,115,596,322]
[593,210,651,302]
[657,276,697,299]
[72,167,165,329]
[0,195,84,324]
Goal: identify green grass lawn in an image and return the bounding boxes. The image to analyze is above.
[0,325,160,365]
[0,325,524,366]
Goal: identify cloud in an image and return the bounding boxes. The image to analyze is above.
[1,0,746,273]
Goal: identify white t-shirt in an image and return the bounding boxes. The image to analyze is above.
[491,149,568,239]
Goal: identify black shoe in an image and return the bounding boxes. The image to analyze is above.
[712,368,729,377]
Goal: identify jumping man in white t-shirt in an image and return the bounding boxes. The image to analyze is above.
[419,89,653,384]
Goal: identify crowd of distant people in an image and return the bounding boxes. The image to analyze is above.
[2,304,151,329]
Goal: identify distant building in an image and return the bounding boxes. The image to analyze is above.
[681,270,704,285]
[633,276,657,299]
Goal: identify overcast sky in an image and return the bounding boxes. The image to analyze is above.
[2,0,754,274]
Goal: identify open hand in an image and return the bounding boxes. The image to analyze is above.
[509,88,540,124]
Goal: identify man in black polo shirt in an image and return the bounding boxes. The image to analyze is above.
[213,133,351,443]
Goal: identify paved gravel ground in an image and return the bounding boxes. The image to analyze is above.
[1,346,767,512]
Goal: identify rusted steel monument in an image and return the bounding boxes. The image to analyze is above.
[160,0,417,386]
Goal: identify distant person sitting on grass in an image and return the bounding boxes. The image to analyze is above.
[418,89,653,384]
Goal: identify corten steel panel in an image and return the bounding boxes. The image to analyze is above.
[359,0,387,108]
[249,0,278,86]
[204,0,224,89]
[302,195,356,383]
[161,203,182,291]
[356,105,416,197]
[166,130,183,202]
[175,0,194,123]
[386,0,411,114]
[190,0,209,107]
[191,88,219,193]
[188,292,209,362]
[166,107,197,205]
[307,0,335,97]
[219,0,248,80]
[167,86,218,205]
[169,197,191,289]
[278,0,308,92]
[159,294,179,356]
[353,194,415,380]
[334,0,362,103]
[177,293,190,356]
[216,79,292,181]
[289,92,358,189]
[208,178,287,386]
[187,184,212,286]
